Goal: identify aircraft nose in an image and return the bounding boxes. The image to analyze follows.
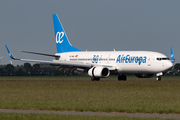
[165,61,173,70]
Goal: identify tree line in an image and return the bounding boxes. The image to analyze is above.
[0,63,80,76]
[0,63,180,76]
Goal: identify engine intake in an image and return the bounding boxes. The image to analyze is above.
[88,66,110,78]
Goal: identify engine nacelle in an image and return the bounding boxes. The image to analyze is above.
[135,74,154,78]
[88,66,110,78]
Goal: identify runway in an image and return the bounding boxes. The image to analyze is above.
[0,109,180,119]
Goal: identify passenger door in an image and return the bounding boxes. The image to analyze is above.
[147,55,152,66]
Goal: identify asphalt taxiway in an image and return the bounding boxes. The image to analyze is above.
[0,109,180,119]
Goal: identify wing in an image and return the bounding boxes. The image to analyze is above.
[5,45,91,68]
[5,45,117,71]
[19,59,91,68]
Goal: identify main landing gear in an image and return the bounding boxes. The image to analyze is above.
[91,74,127,81]
[91,77,100,81]
[118,74,127,81]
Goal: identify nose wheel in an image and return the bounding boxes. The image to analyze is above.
[156,76,161,81]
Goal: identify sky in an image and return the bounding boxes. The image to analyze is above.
[0,0,180,65]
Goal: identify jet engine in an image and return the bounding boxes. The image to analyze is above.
[88,66,110,78]
[135,74,154,78]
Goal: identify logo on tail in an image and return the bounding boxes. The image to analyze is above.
[56,32,64,44]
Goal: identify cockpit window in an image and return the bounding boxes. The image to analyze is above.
[157,58,170,61]
[162,58,170,60]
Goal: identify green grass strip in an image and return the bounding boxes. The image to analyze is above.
[0,76,180,114]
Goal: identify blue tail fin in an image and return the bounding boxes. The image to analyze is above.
[53,14,81,53]
[170,47,175,63]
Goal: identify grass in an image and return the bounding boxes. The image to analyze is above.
[0,76,180,114]
[0,113,175,120]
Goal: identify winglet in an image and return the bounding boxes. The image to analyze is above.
[5,45,19,60]
[170,47,175,63]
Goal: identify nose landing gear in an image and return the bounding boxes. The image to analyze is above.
[156,72,163,81]
[156,76,161,81]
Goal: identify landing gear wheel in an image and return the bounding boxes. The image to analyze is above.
[91,77,100,81]
[91,77,95,81]
[156,76,161,81]
[95,78,100,81]
[118,74,127,81]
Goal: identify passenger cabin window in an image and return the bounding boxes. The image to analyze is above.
[157,58,170,61]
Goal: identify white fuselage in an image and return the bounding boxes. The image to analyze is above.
[56,51,173,74]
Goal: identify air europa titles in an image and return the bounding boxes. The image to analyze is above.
[116,54,147,65]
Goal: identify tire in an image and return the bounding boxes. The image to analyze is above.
[91,77,100,81]
[96,78,100,81]
[91,77,96,81]
[118,74,127,81]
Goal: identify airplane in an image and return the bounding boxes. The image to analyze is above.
[5,14,174,81]
[0,56,4,64]
[0,56,4,59]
